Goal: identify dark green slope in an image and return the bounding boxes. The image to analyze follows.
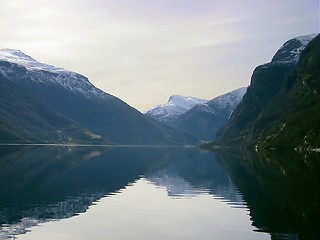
[0,75,107,144]
[216,58,295,147]
[253,35,320,150]
[215,34,319,150]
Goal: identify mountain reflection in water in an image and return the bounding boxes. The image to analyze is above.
[0,146,319,240]
[215,150,320,240]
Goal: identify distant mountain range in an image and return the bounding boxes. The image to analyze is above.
[173,87,246,141]
[2,33,318,149]
[145,88,246,141]
[0,49,195,145]
[145,95,207,126]
[214,34,319,151]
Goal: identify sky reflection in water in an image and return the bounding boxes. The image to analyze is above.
[0,146,319,240]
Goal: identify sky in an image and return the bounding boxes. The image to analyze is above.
[0,0,319,112]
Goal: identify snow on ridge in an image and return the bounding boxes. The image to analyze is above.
[168,94,207,110]
[146,102,186,117]
[145,87,247,124]
[207,87,247,110]
[274,34,317,64]
[278,34,317,51]
[294,34,317,47]
[0,49,65,72]
[0,49,108,98]
[288,34,317,63]
[145,95,207,118]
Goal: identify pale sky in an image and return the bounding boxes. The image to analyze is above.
[0,0,319,111]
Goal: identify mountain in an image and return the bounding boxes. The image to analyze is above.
[145,88,246,141]
[173,87,247,141]
[0,49,195,145]
[214,34,319,150]
[145,95,207,126]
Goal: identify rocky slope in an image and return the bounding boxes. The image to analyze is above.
[215,34,319,150]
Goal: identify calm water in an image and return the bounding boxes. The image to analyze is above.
[0,146,319,240]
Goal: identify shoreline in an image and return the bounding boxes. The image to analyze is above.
[0,143,197,148]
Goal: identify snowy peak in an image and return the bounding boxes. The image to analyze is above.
[271,34,317,64]
[145,95,207,124]
[0,49,106,97]
[170,87,247,141]
[0,48,64,72]
[188,87,247,118]
[207,87,247,110]
[145,87,247,131]
[167,95,207,110]
[0,48,34,60]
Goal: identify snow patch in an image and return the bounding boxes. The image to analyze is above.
[274,34,317,64]
[0,49,66,72]
[145,95,207,122]
[207,87,247,110]
[0,49,109,98]
[146,87,247,125]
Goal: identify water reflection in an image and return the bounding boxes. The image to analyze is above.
[0,146,319,239]
[146,151,245,205]
[215,150,320,240]
[0,146,161,239]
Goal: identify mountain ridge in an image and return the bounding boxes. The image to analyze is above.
[145,94,207,126]
[0,49,107,98]
[213,34,319,150]
[173,87,247,141]
[145,87,246,141]
[0,49,196,145]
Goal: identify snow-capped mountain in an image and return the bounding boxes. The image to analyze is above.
[173,87,247,141]
[145,95,207,125]
[0,49,196,145]
[0,49,104,97]
[145,87,246,141]
[203,87,247,113]
[0,48,66,71]
[271,34,317,64]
